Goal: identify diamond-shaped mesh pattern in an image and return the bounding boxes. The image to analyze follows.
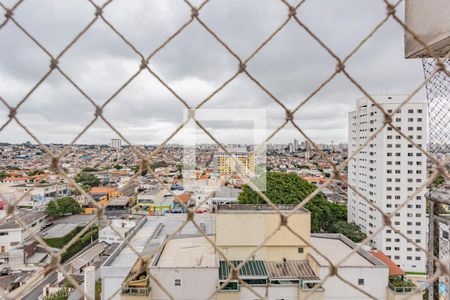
[423,58,450,300]
[0,1,448,300]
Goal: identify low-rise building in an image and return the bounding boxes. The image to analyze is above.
[9,182,69,208]
[210,186,241,206]
[149,236,218,300]
[140,205,421,300]
[309,234,390,300]
[0,210,47,253]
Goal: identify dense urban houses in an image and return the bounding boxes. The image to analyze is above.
[348,95,427,272]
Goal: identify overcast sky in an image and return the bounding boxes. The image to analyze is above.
[0,0,427,145]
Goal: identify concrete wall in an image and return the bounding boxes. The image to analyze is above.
[101,266,131,300]
[149,267,218,300]
[405,0,450,58]
[386,288,422,300]
[269,286,299,299]
[216,212,310,261]
[319,266,389,300]
[216,286,319,300]
[216,292,240,300]
[0,229,22,252]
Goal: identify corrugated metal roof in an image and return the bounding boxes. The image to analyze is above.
[266,260,319,281]
[70,242,107,271]
[219,260,267,280]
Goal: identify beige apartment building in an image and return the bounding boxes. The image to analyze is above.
[213,147,255,176]
[119,205,421,300]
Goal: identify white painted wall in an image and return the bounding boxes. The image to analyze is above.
[0,216,45,252]
[101,266,130,300]
[319,265,389,300]
[150,267,218,300]
[268,285,298,300]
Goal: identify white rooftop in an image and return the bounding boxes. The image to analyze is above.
[109,214,213,267]
[155,236,217,268]
[310,235,375,267]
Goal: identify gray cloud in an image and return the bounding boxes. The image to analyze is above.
[0,0,427,145]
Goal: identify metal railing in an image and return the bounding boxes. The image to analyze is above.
[121,286,151,296]
[0,1,448,300]
[388,282,416,294]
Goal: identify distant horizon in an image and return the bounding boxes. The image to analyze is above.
[0,141,348,147]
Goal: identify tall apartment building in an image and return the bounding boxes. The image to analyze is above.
[348,95,427,272]
[212,146,254,176]
[110,138,122,149]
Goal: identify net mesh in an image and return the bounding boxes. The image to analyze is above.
[423,58,450,300]
[0,0,448,300]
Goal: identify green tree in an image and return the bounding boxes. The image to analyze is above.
[328,221,366,243]
[46,197,82,218]
[430,174,446,188]
[238,172,365,241]
[113,164,123,170]
[0,171,8,179]
[82,167,98,172]
[74,173,100,190]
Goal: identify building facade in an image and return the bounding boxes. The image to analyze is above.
[111,139,122,149]
[0,211,47,252]
[348,95,427,272]
[213,147,254,176]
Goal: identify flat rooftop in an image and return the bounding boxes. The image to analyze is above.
[309,234,384,268]
[213,186,241,199]
[43,223,78,239]
[70,242,108,271]
[154,236,216,268]
[216,204,308,214]
[108,214,213,267]
[108,196,129,206]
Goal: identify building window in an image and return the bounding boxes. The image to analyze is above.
[174,279,182,286]
[298,247,304,253]
[358,279,365,286]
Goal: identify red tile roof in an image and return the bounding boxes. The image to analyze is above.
[369,250,405,276]
[90,187,117,194]
[302,177,326,183]
[3,177,27,181]
[175,194,191,203]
